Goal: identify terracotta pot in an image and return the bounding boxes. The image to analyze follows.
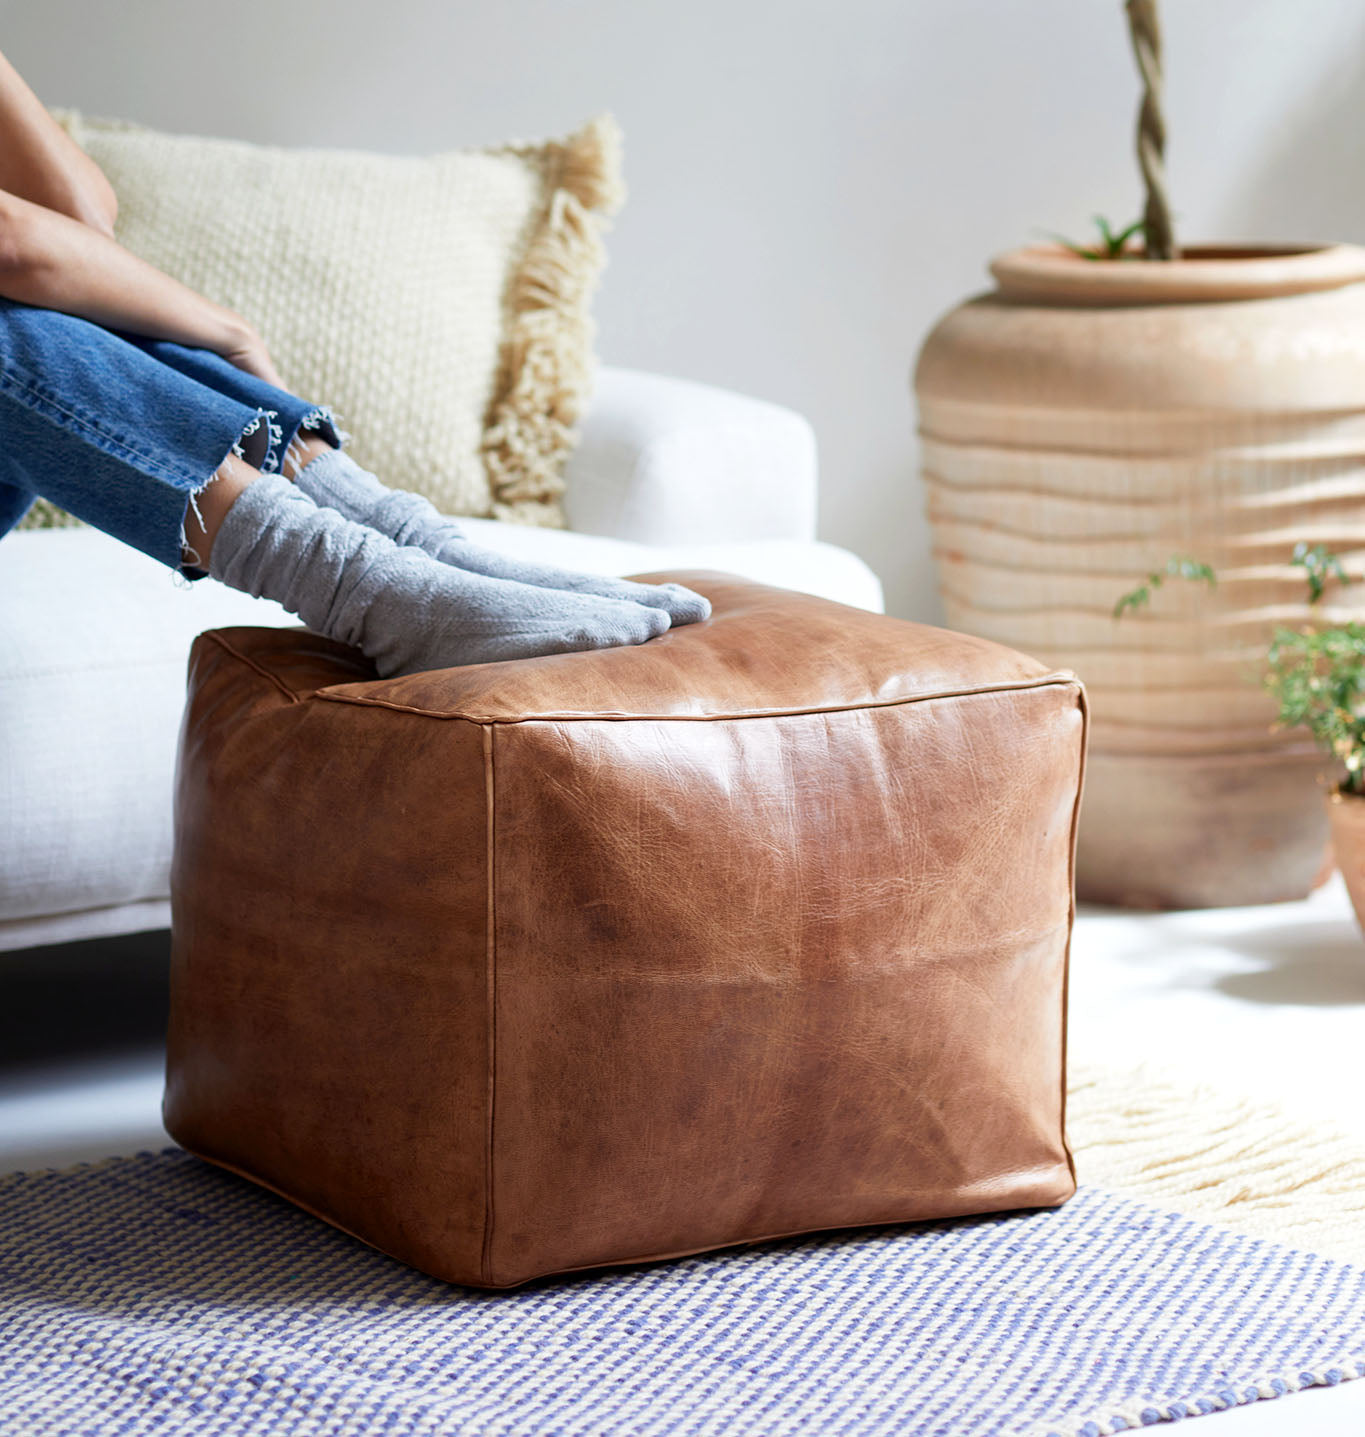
[1328,789,1365,932]
[915,243,1365,909]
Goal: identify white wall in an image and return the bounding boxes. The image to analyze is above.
[4,0,1364,620]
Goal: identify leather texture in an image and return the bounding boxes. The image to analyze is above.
[165,571,1088,1288]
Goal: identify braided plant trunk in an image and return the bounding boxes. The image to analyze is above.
[1125,0,1178,259]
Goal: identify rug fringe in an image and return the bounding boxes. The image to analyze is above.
[1069,1062,1365,1266]
[1028,1356,1365,1437]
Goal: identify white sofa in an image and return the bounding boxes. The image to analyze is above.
[0,366,883,953]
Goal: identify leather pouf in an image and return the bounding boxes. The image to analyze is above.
[166,571,1088,1289]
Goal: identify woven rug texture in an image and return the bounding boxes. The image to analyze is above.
[1,1064,1363,1437]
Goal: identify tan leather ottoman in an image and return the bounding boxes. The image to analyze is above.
[166,571,1088,1289]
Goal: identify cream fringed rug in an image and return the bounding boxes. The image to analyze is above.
[1069,1063,1365,1268]
[2,1066,1364,1437]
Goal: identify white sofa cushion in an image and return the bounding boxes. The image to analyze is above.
[562,369,818,544]
[0,524,881,945]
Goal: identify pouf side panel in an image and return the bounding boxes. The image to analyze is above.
[166,632,492,1285]
[484,680,1084,1286]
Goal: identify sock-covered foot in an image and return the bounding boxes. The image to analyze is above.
[207,473,671,678]
[291,446,712,626]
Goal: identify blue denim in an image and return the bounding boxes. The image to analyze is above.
[0,300,341,580]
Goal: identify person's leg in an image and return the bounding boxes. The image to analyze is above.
[206,467,673,676]
[288,445,712,625]
[0,302,673,675]
[181,452,256,566]
[117,334,342,475]
[0,304,281,578]
[129,337,712,626]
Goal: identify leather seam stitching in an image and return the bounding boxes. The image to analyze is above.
[202,632,303,705]
[1057,684,1090,1194]
[480,722,497,1286]
[307,674,1082,724]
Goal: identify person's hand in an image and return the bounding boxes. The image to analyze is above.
[221,320,284,389]
[0,185,294,386]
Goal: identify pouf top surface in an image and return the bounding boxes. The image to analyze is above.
[216,571,1068,722]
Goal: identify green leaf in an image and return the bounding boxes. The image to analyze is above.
[1044,229,1103,262]
[1291,541,1351,605]
[1113,554,1216,620]
[1165,556,1217,589]
[1045,215,1147,263]
[1112,583,1152,618]
[1108,217,1147,257]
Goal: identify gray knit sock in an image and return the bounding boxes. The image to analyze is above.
[207,473,671,678]
[291,446,712,626]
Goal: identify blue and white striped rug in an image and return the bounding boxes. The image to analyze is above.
[1,1149,1363,1436]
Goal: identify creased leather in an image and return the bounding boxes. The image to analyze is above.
[165,571,1088,1288]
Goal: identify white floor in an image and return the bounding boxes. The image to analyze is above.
[0,1050,167,1172]
[3,884,1365,1434]
[1069,876,1365,1144]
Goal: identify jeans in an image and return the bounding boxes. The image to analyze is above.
[0,299,341,580]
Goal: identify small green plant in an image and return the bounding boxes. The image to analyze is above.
[1112,554,1216,617]
[1290,541,1349,605]
[1051,215,1148,261]
[1266,625,1365,794]
[1116,546,1365,791]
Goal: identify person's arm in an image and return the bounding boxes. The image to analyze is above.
[0,186,282,385]
[0,47,118,238]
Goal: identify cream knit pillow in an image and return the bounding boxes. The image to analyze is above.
[18,111,624,532]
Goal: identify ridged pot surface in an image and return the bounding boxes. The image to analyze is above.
[916,244,1365,909]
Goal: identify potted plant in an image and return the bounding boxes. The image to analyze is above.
[913,0,1365,909]
[1116,545,1365,928]
[1267,613,1365,931]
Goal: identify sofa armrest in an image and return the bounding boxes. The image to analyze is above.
[562,367,818,545]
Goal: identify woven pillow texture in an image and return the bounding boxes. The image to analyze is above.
[18,110,624,533]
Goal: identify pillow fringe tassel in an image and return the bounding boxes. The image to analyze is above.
[482,114,626,527]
